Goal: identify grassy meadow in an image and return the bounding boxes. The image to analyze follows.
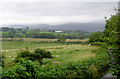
[2,38,88,50]
[2,38,96,68]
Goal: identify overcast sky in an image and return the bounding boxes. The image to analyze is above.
[0,0,119,25]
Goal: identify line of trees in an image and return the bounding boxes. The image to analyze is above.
[1,27,89,39]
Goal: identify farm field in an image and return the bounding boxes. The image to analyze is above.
[2,38,88,50]
[1,38,88,42]
[2,41,65,50]
[2,38,97,69]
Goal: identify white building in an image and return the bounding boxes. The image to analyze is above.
[55,30,63,33]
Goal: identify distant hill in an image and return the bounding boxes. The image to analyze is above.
[1,22,105,32]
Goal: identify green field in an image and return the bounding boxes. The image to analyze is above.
[2,38,88,50]
[0,32,9,34]
[2,39,98,69]
[2,41,65,50]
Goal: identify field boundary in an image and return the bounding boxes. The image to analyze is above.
[2,46,65,52]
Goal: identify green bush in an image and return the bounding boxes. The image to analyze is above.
[90,42,105,46]
[2,58,41,79]
[57,35,66,43]
[89,31,103,43]
[35,49,52,58]
[0,53,5,67]
[0,66,2,79]
[15,49,52,64]
[15,50,34,63]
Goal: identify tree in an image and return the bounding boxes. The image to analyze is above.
[18,28,22,32]
[26,27,29,30]
[57,35,66,43]
[103,9,120,77]
[88,31,103,43]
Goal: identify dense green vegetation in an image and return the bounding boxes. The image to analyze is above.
[88,31,103,43]
[15,49,52,64]
[89,10,120,77]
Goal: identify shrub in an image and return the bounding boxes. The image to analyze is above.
[89,31,103,43]
[35,49,52,58]
[2,58,41,79]
[0,53,5,67]
[15,49,52,64]
[57,35,66,43]
[15,50,33,63]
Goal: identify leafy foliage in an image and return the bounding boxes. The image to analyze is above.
[57,35,66,43]
[103,12,120,77]
[89,31,103,43]
[89,10,120,77]
[15,49,52,64]
[0,54,5,67]
[2,58,41,79]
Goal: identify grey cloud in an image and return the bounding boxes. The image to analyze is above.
[0,2,117,16]
[0,2,118,25]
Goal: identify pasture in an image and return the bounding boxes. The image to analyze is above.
[2,38,88,50]
[1,38,88,42]
[2,38,98,69]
